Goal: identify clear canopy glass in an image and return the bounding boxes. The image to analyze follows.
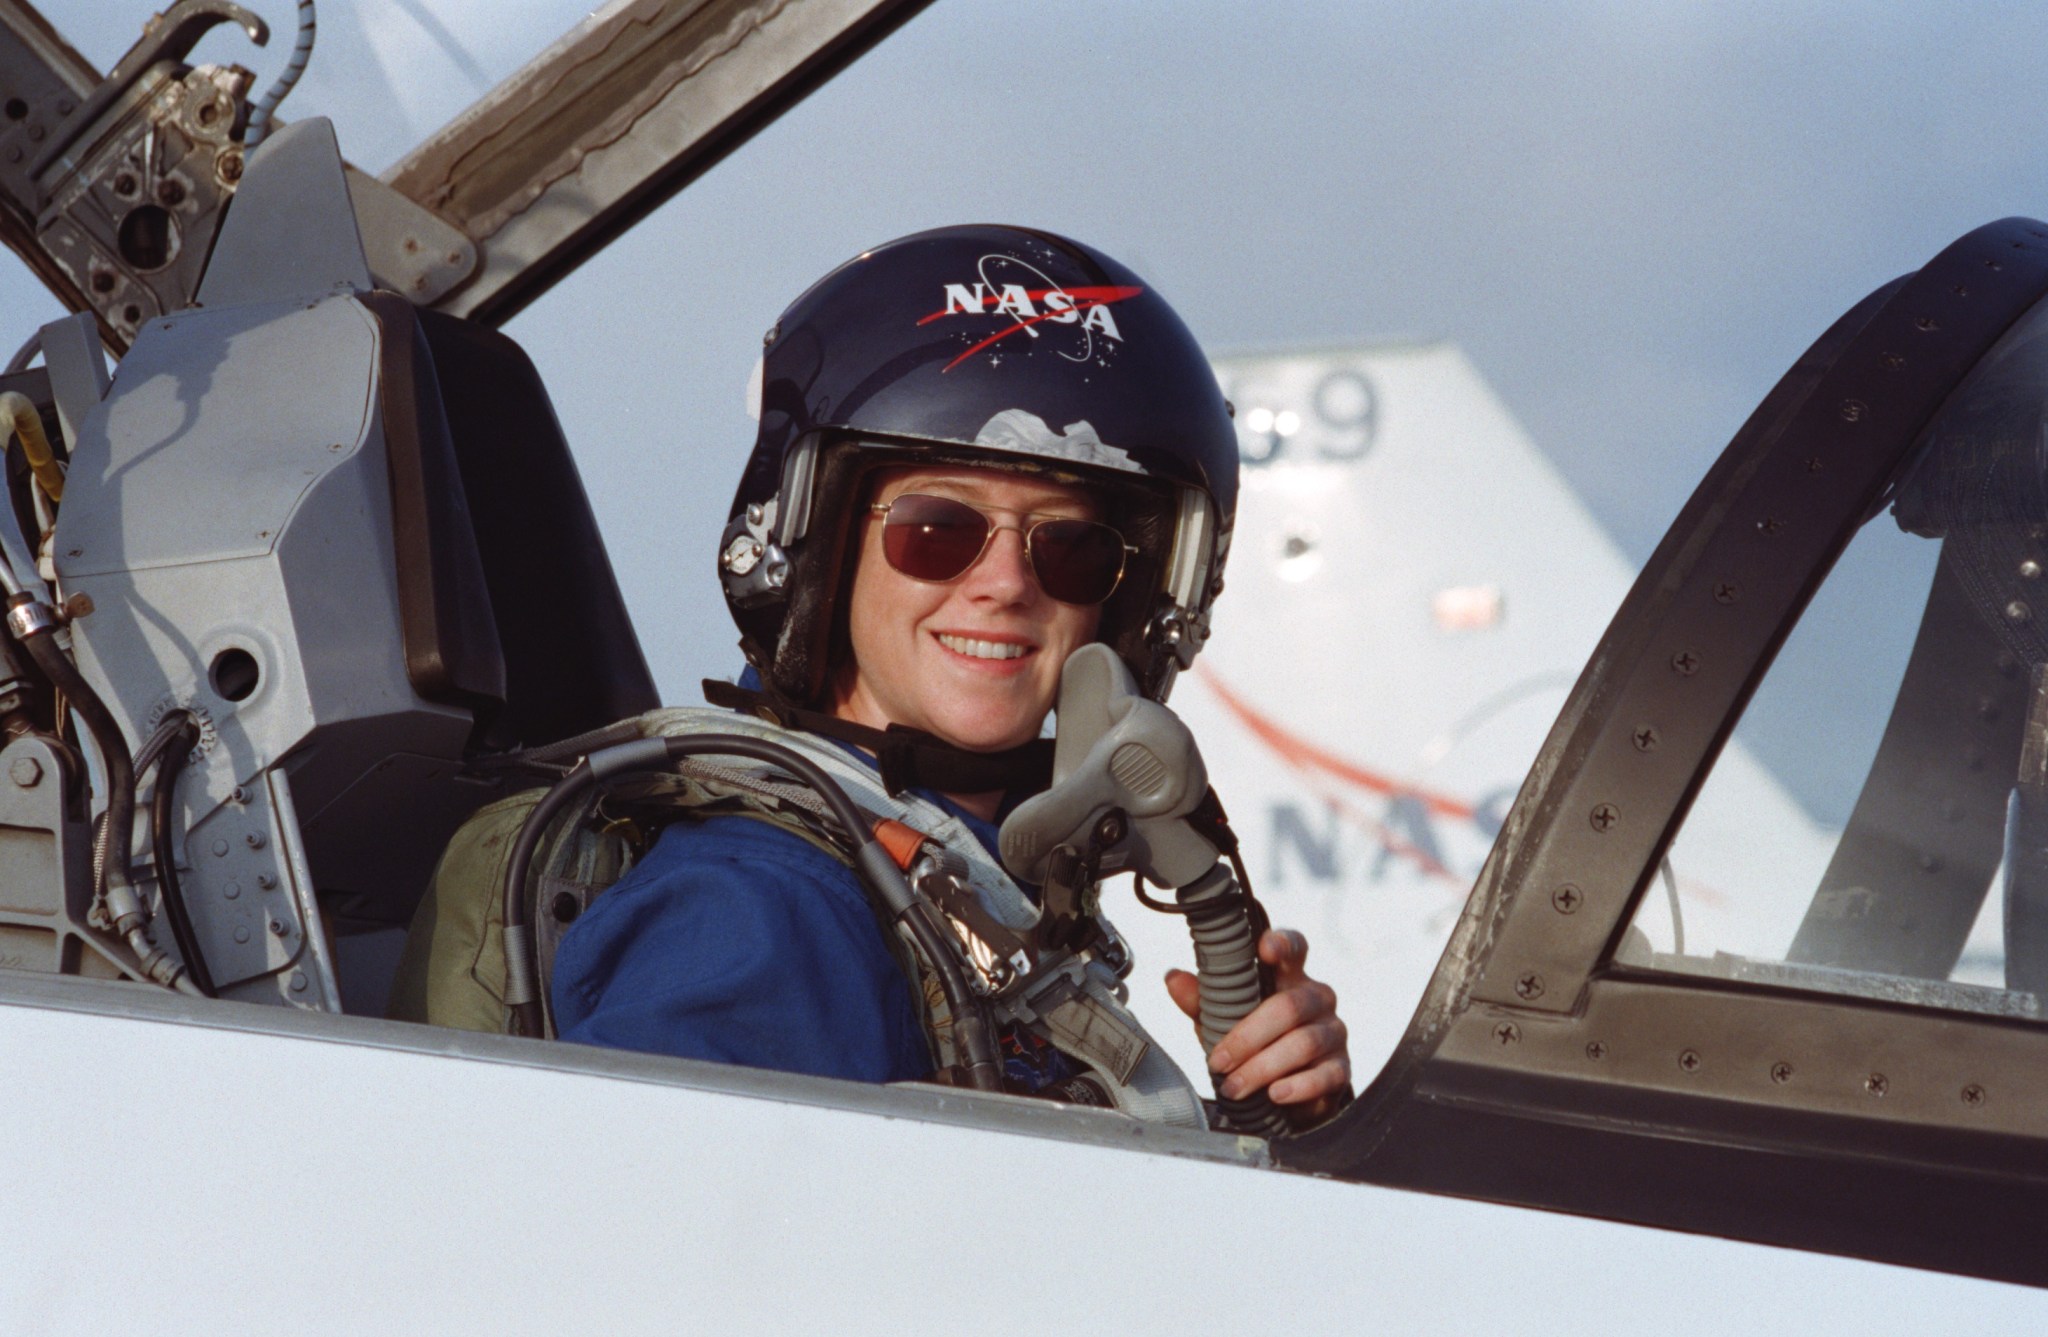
[1639,291,2048,1023]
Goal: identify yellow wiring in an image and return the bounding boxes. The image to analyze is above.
[0,391,63,502]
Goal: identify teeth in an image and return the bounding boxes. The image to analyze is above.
[939,634,1028,661]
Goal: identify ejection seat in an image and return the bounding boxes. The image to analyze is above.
[258,259,663,1020]
[351,295,660,1021]
[1,118,655,1015]
[385,301,658,755]
[313,294,660,922]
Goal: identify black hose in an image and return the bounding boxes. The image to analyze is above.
[1178,863,1290,1138]
[20,624,136,904]
[501,758,597,1038]
[151,715,214,997]
[501,733,1004,1088]
[891,894,1005,1091]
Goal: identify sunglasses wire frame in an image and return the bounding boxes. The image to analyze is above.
[868,493,1139,604]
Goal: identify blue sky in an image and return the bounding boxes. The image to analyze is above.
[12,0,2048,815]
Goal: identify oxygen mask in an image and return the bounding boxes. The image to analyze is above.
[999,644,1290,1137]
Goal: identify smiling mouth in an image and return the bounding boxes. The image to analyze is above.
[936,633,1032,661]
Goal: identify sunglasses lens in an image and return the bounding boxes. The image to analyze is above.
[881,493,990,581]
[1029,519,1127,605]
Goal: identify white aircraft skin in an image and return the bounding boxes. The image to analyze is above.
[0,978,2038,1334]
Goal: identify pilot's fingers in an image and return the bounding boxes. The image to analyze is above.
[1258,928,1310,979]
[1270,1055,1352,1108]
[1163,967,1202,1022]
[1218,1014,1348,1103]
[1207,977,1338,1079]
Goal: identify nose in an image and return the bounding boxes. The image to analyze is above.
[962,523,1035,604]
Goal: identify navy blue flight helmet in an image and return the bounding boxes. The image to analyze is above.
[720,224,1239,709]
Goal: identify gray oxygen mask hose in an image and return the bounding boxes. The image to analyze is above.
[1000,645,1289,1138]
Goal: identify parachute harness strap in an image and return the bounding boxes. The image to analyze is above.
[502,728,1004,1087]
[500,706,1204,1125]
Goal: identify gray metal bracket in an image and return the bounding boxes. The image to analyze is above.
[0,732,120,981]
[35,309,105,449]
[25,1,266,182]
[196,116,370,309]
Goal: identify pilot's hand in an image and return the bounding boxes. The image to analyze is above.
[1165,928,1351,1122]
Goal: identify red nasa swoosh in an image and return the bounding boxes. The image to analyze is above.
[919,284,1145,372]
[1196,663,1477,821]
[1195,664,1732,904]
[1195,664,1475,885]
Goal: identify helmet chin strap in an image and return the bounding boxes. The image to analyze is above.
[702,679,1054,798]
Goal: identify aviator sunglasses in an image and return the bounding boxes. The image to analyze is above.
[870,493,1137,606]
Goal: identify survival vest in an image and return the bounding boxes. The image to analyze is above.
[388,706,1207,1129]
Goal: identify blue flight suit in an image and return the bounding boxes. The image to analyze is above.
[551,725,1076,1091]
[551,803,938,1082]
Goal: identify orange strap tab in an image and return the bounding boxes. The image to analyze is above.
[872,817,929,871]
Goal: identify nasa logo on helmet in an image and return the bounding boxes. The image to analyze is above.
[925,258,1144,373]
[720,224,1239,710]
